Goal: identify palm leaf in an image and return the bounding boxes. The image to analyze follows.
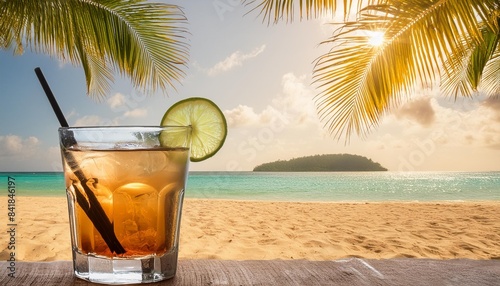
[441,11,500,97]
[313,0,496,140]
[245,0,363,23]
[248,0,499,139]
[479,45,500,97]
[0,0,189,97]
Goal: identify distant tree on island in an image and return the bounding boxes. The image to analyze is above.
[253,154,387,172]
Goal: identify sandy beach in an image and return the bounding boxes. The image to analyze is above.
[1,197,499,261]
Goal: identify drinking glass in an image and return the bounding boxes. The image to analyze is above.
[59,126,191,284]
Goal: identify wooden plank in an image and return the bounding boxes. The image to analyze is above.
[1,259,499,285]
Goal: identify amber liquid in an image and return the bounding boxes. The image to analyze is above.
[64,147,189,258]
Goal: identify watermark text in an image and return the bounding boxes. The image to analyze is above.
[6,176,17,278]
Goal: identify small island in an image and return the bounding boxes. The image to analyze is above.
[253,154,388,172]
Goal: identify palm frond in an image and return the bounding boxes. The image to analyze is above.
[0,2,24,53]
[479,46,500,97]
[245,0,363,24]
[441,6,500,98]
[313,0,497,140]
[0,0,189,97]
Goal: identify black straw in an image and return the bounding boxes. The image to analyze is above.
[35,67,125,254]
[34,67,69,128]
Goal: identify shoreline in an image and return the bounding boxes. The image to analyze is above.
[1,197,499,261]
[3,194,500,203]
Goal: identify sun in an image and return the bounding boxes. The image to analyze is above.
[367,31,385,47]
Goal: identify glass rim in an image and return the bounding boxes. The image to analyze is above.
[58,125,192,131]
[58,125,192,150]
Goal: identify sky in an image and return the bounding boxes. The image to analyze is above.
[1,1,499,172]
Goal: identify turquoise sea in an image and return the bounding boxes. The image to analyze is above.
[1,171,499,202]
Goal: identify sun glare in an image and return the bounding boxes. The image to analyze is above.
[367,31,385,47]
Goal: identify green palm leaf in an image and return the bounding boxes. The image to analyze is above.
[245,0,361,23]
[442,20,500,97]
[0,0,189,97]
[480,47,500,96]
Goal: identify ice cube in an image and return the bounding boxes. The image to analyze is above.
[113,183,159,253]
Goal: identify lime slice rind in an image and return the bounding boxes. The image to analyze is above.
[160,97,227,162]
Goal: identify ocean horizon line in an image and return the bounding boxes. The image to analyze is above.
[2,170,500,174]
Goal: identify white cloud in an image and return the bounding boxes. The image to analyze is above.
[69,92,147,126]
[224,105,259,127]
[107,93,126,109]
[73,115,105,126]
[425,98,499,148]
[367,96,500,160]
[124,108,147,118]
[224,105,283,128]
[395,96,436,127]
[273,73,318,124]
[105,92,148,120]
[0,135,39,157]
[206,45,266,76]
[224,72,319,129]
[73,115,122,126]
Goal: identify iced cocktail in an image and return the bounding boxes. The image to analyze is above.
[59,126,191,284]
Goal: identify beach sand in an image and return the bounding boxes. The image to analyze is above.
[1,197,499,261]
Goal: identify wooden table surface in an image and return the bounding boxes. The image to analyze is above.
[1,258,499,285]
